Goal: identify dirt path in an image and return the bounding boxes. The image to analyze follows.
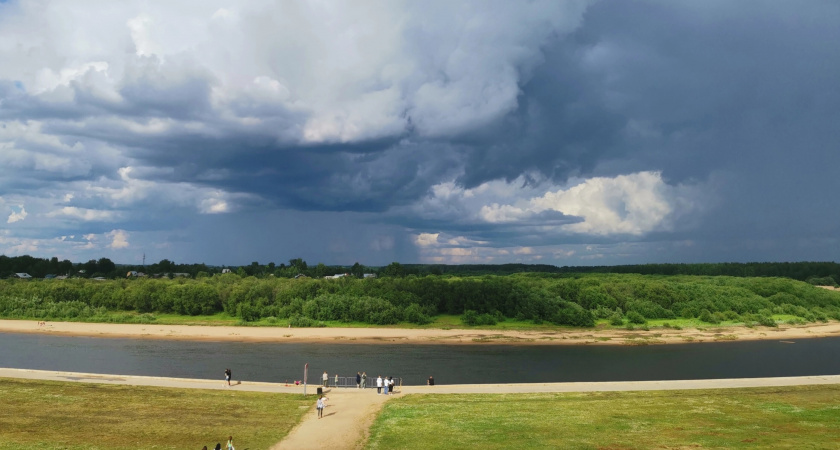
[271,387,393,450]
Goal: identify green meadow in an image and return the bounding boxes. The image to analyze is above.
[368,386,840,449]
[0,378,310,450]
[4,378,840,449]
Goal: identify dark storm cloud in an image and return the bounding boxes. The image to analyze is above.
[2,0,838,265]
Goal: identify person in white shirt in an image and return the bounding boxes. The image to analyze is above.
[316,395,328,418]
[376,375,383,394]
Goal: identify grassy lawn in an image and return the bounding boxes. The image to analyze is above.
[368,385,840,449]
[0,378,310,450]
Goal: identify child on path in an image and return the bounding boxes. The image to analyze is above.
[316,395,328,419]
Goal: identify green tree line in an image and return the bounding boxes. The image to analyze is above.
[1,273,839,327]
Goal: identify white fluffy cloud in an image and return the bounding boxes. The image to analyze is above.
[416,171,701,236]
[7,205,27,223]
[0,0,589,143]
[407,171,708,263]
[107,229,130,249]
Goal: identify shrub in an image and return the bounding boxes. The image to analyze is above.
[755,315,777,327]
[609,313,624,326]
[699,309,719,324]
[626,311,646,324]
[550,302,595,327]
[289,314,318,327]
[462,310,498,326]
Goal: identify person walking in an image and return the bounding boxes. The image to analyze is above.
[356,371,361,389]
[334,373,339,388]
[226,436,234,450]
[376,375,383,394]
[322,371,328,388]
[361,372,367,389]
[224,368,231,387]
[316,395,327,419]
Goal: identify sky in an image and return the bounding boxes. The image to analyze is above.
[1,0,839,267]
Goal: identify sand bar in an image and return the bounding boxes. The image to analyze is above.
[2,319,840,345]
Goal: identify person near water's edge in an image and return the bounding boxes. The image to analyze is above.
[428,375,434,386]
[356,371,361,388]
[362,372,367,389]
[224,368,231,387]
[322,371,328,388]
[376,375,383,394]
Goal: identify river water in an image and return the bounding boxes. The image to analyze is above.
[1,332,839,385]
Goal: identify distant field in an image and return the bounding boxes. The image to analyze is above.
[0,378,310,450]
[367,386,840,449]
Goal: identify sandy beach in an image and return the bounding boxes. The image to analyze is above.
[2,318,840,345]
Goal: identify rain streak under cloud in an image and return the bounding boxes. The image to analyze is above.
[1,0,839,266]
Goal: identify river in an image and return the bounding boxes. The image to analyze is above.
[1,332,838,385]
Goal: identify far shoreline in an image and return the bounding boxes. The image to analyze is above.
[2,319,840,346]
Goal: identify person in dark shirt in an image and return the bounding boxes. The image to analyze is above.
[427,375,434,386]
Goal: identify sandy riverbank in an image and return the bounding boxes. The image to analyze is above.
[3,319,840,345]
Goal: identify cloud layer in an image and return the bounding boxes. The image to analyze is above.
[1,0,838,266]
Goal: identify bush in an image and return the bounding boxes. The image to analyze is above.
[550,302,595,327]
[625,311,646,325]
[609,313,624,326]
[462,310,498,326]
[755,315,777,327]
[289,314,321,327]
[699,309,719,324]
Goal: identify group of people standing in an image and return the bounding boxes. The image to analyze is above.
[354,371,395,394]
[320,371,397,393]
[375,374,396,395]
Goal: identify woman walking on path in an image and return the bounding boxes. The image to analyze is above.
[226,436,234,450]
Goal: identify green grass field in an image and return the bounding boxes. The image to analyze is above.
[0,378,310,450]
[367,386,840,449]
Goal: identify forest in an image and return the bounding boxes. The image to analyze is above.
[2,254,839,284]
[1,271,839,329]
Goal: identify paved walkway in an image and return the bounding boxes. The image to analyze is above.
[3,368,840,449]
